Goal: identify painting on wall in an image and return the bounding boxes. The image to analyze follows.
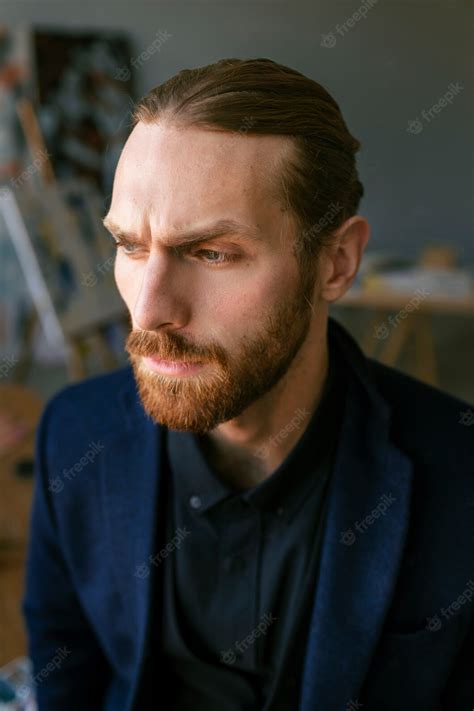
[0,25,32,182]
[0,25,134,365]
[32,29,135,199]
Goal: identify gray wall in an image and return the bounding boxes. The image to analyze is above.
[1,0,473,262]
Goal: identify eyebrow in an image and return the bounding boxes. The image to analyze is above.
[102,216,263,249]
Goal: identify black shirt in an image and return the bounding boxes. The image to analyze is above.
[154,337,348,709]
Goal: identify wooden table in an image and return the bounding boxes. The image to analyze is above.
[338,289,474,386]
[0,383,43,666]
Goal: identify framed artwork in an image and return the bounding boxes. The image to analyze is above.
[1,26,133,366]
[32,28,135,197]
[0,25,32,181]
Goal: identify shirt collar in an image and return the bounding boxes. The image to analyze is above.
[166,329,347,521]
[241,343,346,520]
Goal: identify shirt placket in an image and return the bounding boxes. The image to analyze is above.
[213,498,261,671]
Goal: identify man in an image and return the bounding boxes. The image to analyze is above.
[23,58,473,710]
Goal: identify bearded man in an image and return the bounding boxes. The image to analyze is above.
[23,57,473,711]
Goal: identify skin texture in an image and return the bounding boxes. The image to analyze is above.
[105,121,369,487]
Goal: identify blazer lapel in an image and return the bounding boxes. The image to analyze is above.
[100,376,162,709]
[300,329,414,710]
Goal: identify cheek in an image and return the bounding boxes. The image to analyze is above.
[243,261,297,307]
[114,257,139,306]
[206,264,296,330]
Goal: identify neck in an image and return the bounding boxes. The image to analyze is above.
[201,312,330,489]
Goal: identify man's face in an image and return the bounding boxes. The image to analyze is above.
[106,122,320,433]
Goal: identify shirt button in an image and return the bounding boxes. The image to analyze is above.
[189,495,202,510]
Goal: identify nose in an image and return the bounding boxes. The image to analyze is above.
[132,253,190,332]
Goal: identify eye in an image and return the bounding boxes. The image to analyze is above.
[193,249,239,266]
[110,237,239,265]
[112,238,140,255]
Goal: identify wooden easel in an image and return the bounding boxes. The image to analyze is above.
[10,98,126,382]
[12,309,130,382]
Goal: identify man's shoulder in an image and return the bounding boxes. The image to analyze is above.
[330,317,473,444]
[368,357,472,421]
[366,358,474,465]
[41,364,137,437]
[47,363,135,410]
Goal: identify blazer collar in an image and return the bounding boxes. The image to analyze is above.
[103,317,413,709]
[299,317,413,709]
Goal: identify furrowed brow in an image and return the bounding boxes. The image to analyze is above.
[102,216,263,248]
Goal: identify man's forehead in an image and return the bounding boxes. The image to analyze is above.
[110,122,294,243]
[118,120,292,176]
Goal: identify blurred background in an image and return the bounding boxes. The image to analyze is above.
[0,0,473,706]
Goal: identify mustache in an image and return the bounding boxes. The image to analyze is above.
[125,329,225,364]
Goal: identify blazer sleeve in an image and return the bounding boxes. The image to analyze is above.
[21,397,111,710]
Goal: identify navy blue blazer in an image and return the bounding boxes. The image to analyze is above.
[22,317,474,710]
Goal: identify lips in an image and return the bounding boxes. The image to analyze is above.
[147,356,201,365]
[149,356,201,365]
[142,355,205,375]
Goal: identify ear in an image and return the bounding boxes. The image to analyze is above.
[318,215,370,303]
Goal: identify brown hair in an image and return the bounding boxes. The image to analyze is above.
[133,57,364,267]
